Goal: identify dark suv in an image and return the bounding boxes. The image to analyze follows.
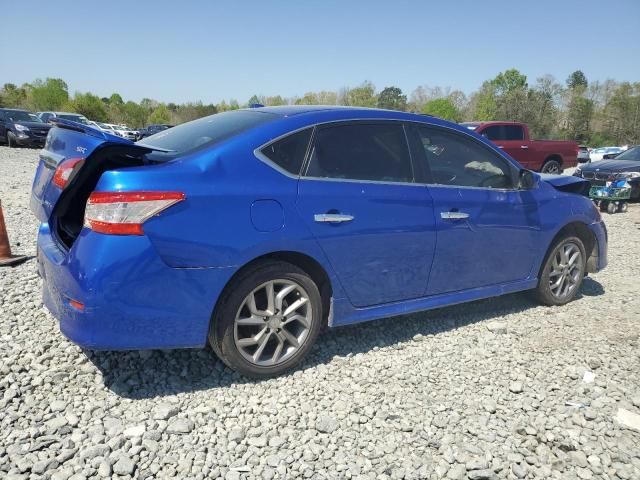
[138,124,173,139]
[0,108,52,148]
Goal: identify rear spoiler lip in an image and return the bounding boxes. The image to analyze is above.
[48,118,173,152]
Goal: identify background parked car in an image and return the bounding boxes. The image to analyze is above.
[0,108,51,147]
[461,121,578,173]
[138,124,174,139]
[575,145,640,200]
[577,145,591,163]
[38,111,90,125]
[589,146,624,162]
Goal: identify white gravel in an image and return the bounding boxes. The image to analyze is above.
[1,146,639,480]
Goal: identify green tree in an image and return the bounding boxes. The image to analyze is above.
[566,96,594,143]
[566,70,588,90]
[421,98,460,121]
[69,92,108,121]
[109,93,124,105]
[343,81,377,107]
[377,86,407,111]
[247,94,261,106]
[490,69,528,95]
[0,83,29,108]
[30,78,69,111]
[148,104,172,124]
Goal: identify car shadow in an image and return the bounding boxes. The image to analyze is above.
[87,279,604,399]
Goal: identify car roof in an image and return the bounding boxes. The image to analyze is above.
[461,120,523,127]
[0,108,30,112]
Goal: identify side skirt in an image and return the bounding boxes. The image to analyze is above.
[330,278,538,327]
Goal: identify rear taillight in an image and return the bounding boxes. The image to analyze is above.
[52,157,85,189]
[84,191,185,235]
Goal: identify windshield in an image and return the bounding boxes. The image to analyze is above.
[7,111,42,123]
[138,110,277,155]
[58,114,89,124]
[614,146,640,161]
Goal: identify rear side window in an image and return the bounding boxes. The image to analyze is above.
[260,128,312,175]
[482,125,523,141]
[139,110,277,155]
[305,123,413,183]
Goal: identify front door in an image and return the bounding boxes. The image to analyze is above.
[409,124,540,295]
[296,121,436,308]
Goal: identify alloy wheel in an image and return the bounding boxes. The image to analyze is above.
[544,162,561,174]
[548,242,583,299]
[234,279,312,366]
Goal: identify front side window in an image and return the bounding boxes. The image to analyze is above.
[305,123,413,183]
[482,125,503,141]
[415,126,514,189]
[260,128,312,175]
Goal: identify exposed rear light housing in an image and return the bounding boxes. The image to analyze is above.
[84,191,185,235]
[52,157,85,189]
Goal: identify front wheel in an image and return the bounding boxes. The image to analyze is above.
[541,159,562,174]
[535,236,586,306]
[208,261,323,378]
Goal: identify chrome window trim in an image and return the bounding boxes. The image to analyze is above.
[253,117,522,192]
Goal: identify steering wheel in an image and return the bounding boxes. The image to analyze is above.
[479,174,507,188]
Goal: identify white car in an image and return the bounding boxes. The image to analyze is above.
[589,146,624,162]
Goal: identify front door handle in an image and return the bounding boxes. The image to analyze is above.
[314,213,354,223]
[440,211,469,220]
[520,145,529,149]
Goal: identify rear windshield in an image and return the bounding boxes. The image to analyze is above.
[138,110,277,155]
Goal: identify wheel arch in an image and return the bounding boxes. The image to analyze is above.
[539,221,597,278]
[211,250,335,329]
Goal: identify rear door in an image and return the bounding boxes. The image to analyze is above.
[409,124,540,295]
[30,120,134,222]
[296,121,436,308]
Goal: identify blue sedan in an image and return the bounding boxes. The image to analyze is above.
[31,106,608,377]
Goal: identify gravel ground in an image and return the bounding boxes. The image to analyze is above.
[1,145,639,480]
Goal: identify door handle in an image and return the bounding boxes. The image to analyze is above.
[497,146,504,149]
[314,213,354,223]
[520,145,529,149]
[440,211,469,220]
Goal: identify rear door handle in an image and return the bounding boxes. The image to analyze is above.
[440,211,469,220]
[314,213,354,223]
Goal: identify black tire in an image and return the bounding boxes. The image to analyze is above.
[599,201,608,213]
[541,159,562,174]
[618,202,628,213]
[6,132,15,148]
[208,261,323,378]
[535,235,586,306]
[606,202,616,214]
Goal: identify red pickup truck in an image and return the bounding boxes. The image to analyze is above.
[461,121,578,174]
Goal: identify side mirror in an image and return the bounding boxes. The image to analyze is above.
[518,169,538,190]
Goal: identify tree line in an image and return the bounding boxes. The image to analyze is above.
[1,69,638,146]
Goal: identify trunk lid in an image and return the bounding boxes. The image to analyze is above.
[30,119,138,223]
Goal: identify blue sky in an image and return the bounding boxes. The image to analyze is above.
[1,0,638,104]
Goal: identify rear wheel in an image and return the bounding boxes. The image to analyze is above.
[618,202,628,213]
[535,236,586,306]
[606,202,617,214]
[208,261,322,378]
[541,159,562,174]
